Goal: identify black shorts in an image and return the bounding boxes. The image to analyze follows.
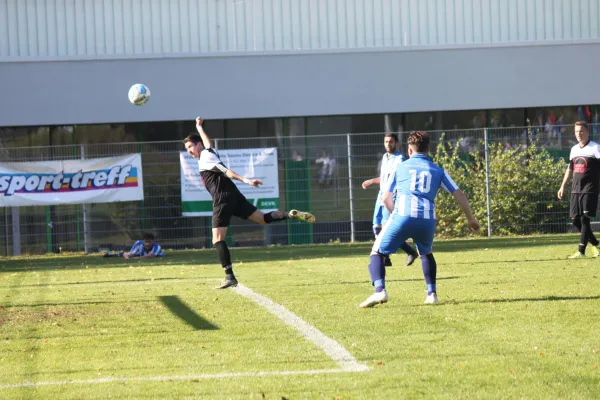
[212,192,257,228]
[569,193,599,218]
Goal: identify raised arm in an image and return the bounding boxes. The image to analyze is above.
[225,169,263,187]
[196,117,212,149]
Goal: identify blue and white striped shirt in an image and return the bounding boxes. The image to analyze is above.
[129,240,163,257]
[384,154,459,220]
[378,151,406,199]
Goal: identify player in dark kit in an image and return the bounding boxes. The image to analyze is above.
[184,117,316,288]
[558,121,600,258]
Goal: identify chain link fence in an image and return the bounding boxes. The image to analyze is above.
[0,124,593,255]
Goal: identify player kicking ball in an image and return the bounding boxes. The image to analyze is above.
[360,131,479,307]
[184,117,315,289]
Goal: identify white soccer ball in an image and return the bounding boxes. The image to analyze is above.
[128,83,151,106]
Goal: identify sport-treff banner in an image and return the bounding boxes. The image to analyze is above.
[0,154,144,207]
[180,148,280,216]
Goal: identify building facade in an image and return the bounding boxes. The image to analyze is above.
[1,0,599,133]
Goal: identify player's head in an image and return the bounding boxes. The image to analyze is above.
[142,232,155,250]
[384,133,398,154]
[574,121,589,143]
[183,134,203,158]
[407,131,430,156]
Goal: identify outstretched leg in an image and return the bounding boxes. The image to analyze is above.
[248,209,315,224]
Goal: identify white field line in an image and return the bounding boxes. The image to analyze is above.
[0,277,217,291]
[0,369,350,389]
[0,283,368,389]
[232,284,369,372]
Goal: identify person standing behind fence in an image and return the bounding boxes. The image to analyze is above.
[184,117,316,289]
[557,121,600,259]
[362,133,418,267]
[315,151,336,188]
[360,131,479,307]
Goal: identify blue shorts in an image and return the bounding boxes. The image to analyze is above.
[372,214,436,255]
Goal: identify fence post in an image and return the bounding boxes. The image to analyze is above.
[11,207,20,256]
[4,208,9,256]
[346,134,355,242]
[81,145,91,253]
[484,128,492,237]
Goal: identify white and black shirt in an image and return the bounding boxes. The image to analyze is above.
[198,148,239,197]
[569,141,600,194]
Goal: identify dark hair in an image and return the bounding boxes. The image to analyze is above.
[183,134,202,145]
[384,133,399,142]
[408,131,430,153]
[574,121,589,130]
[142,232,155,241]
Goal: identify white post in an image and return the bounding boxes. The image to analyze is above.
[81,145,91,253]
[347,134,355,242]
[11,207,20,256]
[484,128,492,237]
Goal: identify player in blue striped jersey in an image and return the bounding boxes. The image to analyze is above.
[104,232,165,259]
[362,133,418,267]
[360,131,479,307]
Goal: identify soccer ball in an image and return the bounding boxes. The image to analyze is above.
[128,83,151,106]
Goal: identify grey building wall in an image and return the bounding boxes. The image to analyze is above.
[1,0,599,58]
[1,41,599,127]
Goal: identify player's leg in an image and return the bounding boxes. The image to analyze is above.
[372,201,391,266]
[387,203,418,267]
[360,216,409,308]
[581,194,600,257]
[247,208,315,224]
[413,219,438,304]
[376,205,417,267]
[211,202,238,289]
[568,194,586,258]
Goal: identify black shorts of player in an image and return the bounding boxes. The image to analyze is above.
[569,193,599,218]
[212,192,257,228]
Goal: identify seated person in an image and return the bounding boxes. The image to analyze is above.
[104,232,165,259]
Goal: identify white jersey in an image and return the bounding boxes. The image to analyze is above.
[378,152,406,198]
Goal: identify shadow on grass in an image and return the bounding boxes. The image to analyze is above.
[287,276,460,287]
[159,295,218,331]
[441,295,600,306]
[0,235,577,273]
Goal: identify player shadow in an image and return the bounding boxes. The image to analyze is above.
[158,295,219,331]
[447,258,561,265]
[439,295,600,306]
[283,277,459,288]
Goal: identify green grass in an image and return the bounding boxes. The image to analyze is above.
[1,235,599,399]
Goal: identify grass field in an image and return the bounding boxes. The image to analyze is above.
[1,235,599,399]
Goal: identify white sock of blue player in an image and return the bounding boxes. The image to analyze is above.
[368,254,386,292]
[420,253,437,294]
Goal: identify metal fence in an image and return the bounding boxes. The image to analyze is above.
[0,124,594,255]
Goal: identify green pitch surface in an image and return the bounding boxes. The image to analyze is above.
[1,235,599,399]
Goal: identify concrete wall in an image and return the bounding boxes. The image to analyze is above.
[1,0,599,58]
[1,41,600,127]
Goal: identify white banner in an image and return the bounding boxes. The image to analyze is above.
[0,154,144,207]
[180,148,279,216]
